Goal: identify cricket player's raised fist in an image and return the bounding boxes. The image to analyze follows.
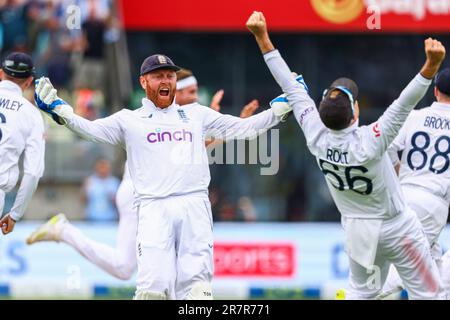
[246,11,268,38]
[424,38,446,66]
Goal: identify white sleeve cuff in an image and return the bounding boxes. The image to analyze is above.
[9,212,20,222]
[416,73,433,85]
[263,49,280,62]
[55,104,74,119]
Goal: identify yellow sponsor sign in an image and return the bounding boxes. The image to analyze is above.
[311,0,365,24]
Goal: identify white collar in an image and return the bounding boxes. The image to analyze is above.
[141,97,177,112]
[430,101,450,111]
[329,119,360,135]
[0,80,23,95]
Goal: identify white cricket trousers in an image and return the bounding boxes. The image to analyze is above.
[402,185,448,261]
[347,208,445,300]
[441,250,450,296]
[381,186,449,297]
[60,178,138,280]
[135,193,214,300]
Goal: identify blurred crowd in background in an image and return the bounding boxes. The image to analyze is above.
[1,0,450,223]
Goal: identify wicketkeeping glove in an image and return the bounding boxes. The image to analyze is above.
[34,77,72,125]
[269,73,310,121]
[270,94,291,119]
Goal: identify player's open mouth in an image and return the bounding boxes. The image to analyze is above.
[159,88,170,97]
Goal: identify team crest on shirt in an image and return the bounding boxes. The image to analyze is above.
[372,122,381,137]
[177,109,190,123]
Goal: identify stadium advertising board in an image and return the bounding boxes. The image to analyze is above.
[0,222,346,298]
[119,0,450,32]
[2,222,450,298]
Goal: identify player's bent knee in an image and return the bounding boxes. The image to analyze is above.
[186,281,213,300]
[133,289,167,300]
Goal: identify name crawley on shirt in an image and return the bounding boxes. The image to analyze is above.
[0,98,24,111]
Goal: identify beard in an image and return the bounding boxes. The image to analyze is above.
[146,84,176,109]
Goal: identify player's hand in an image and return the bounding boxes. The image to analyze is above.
[270,94,292,120]
[240,99,259,118]
[246,11,275,54]
[246,11,268,38]
[420,38,446,79]
[0,214,16,235]
[210,89,224,112]
[35,77,58,105]
[424,38,446,66]
[34,77,70,125]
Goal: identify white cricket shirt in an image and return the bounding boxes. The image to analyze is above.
[64,98,280,201]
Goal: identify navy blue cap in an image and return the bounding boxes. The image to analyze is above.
[2,52,35,78]
[436,68,450,96]
[140,54,180,76]
[330,77,359,99]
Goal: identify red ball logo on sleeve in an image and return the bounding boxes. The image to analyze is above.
[372,123,381,137]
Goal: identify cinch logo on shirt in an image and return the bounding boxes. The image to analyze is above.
[147,128,193,143]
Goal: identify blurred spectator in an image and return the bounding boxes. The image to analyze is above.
[73,0,109,91]
[209,187,258,222]
[82,158,120,221]
[209,187,236,221]
[76,0,110,24]
[0,0,29,55]
[34,0,78,89]
[72,0,112,119]
[237,196,257,222]
[73,88,104,119]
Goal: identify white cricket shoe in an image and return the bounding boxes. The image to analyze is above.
[26,213,68,245]
[375,285,403,300]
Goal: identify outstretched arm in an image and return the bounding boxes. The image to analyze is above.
[246,11,325,150]
[366,38,446,158]
[35,77,124,146]
[205,99,259,147]
[203,105,280,141]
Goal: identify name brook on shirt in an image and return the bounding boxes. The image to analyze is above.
[424,116,450,130]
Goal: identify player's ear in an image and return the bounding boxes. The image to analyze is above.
[25,76,34,89]
[139,76,146,90]
[434,86,439,100]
